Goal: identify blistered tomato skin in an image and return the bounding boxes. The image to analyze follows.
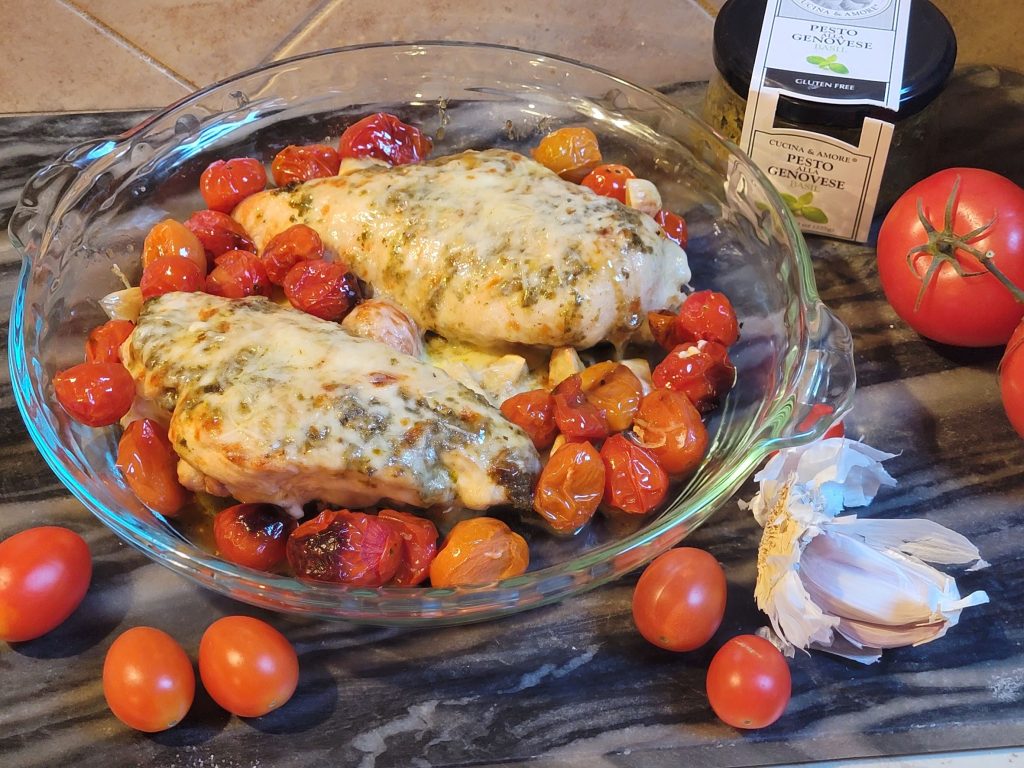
[116,419,190,517]
[579,361,644,433]
[533,441,605,534]
[283,259,362,321]
[338,113,432,166]
[103,627,195,732]
[675,291,740,347]
[287,510,402,586]
[214,504,296,572]
[655,209,688,248]
[500,389,559,450]
[53,362,135,427]
[200,157,268,213]
[272,144,341,186]
[377,509,438,586]
[600,434,669,515]
[429,517,529,587]
[141,218,207,273]
[206,250,273,299]
[652,341,736,413]
[184,210,256,259]
[531,126,602,183]
[85,319,135,364]
[633,388,708,476]
[552,374,610,441]
[580,163,636,203]
[140,254,205,299]
[261,224,325,285]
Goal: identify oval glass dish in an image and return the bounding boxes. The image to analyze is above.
[8,42,854,626]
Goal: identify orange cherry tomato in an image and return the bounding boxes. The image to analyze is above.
[579,361,644,433]
[655,209,688,248]
[532,441,605,533]
[271,144,341,186]
[206,250,272,299]
[184,209,256,259]
[600,433,669,515]
[199,616,299,718]
[213,503,296,572]
[580,163,636,203]
[287,509,402,586]
[378,509,438,587]
[632,547,726,652]
[675,290,740,347]
[652,340,736,414]
[429,517,529,587]
[633,389,708,476]
[552,374,609,441]
[648,309,685,351]
[141,218,207,273]
[0,526,92,642]
[706,635,792,729]
[53,361,134,427]
[103,627,195,732]
[338,113,432,166]
[200,157,267,213]
[500,389,558,450]
[283,259,362,321]
[116,419,189,517]
[139,254,205,299]
[261,224,325,285]
[85,319,135,364]
[531,126,602,182]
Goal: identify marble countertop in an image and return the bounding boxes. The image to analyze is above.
[1,67,1023,768]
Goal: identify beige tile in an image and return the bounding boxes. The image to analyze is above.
[1,0,190,113]
[279,0,717,87]
[73,0,326,87]
[931,0,1024,69]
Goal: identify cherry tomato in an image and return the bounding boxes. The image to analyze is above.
[184,209,256,259]
[632,547,726,652]
[103,627,195,732]
[53,361,134,427]
[648,309,684,351]
[116,419,189,516]
[655,209,688,247]
[531,126,602,182]
[600,433,669,515]
[552,374,609,441]
[580,163,636,203]
[206,250,272,299]
[675,290,739,347]
[200,157,268,213]
[532,441,605,533]
[199,616,298,718]
[579,361,643,432]
[877,168,1024,347]
[633,388,708,475]
[85,319,135,364]
[287,509,402,586]
[500,389,558,450]
[0,527,91,642]
[652,340,736,413]
[429,517,529,588]
[1001,319,1024,437]
[378,509,438,586]
[141,218,207,273]
[214,503,296,571]
[261,224,325,285]
[338,113,432,166]
[139,254,205,299]
[283,258,362,321]
[798,403,845,440]
[706,635,792,729]
[271,143,341,186]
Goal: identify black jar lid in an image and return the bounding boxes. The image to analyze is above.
[713,0,957,129]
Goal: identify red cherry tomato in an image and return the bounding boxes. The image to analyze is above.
[53,361,134,427]
[140,254,205,299]
[633,388,708,475]
[652,340,736,413]
[116,419,189,517]
[103,627,195,732]
[674,290,739,347]
[206,250,272,299]
[338,113,432,166]
[632,547,726,652]
[648,309,685,351]
[85,319,135,364]
[0,526,92,642]
[655,209,688,247]
[600,433,669,515]
[200,157,268,213]
[580,163,636,203]
[213,503,296,572]
[283,259,361,321]
[287,509,402,586]
[184,210,256,259]
[532,441,605,533]
[377,509,438,586]
[271,144,341,186]
[141,219,207,273]
[552,374,609,441]
[500,389,558,450]
[1001,320,1024,437]
[798,403,845,440]
[261,224,325,285]
[199,616,298,718]
[706,635,792,729]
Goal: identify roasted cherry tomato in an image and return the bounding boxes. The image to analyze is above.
[199,616,298,718]
[141,218,207,273]
[116,419,189,517]
[378,509,439,587]
[103,627,195,732]
[271,143,341,186]
[675,290,739,347]
[580,163,636,203]
[338,112,432,166]
[532,441,605,534]
[184,209,256,259]
[206,250,272,299]
[500,389,559,450]
[283,258,362,321]
[261,224,325,285]
[633,388,708,475]
[579,361,644,433]
[655,209,688,247]
[632,547,726,652]
[600,433,669,515]
[139,254,205,299]
[798,403,845,440]
[648,309,685,351]
[706,635,792,729]
[200,157,268,213]
[213,503,296,572]
[0,526,91,642]
[53,361,134,427]
[429,517,529,588]
[85,319,135,364]
[652,340,736,413]
[531,126,602,183]
[287,509,402,586]
[552,373,609,441]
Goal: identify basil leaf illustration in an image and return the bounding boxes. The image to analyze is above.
[781,192,799,207]
[801,206,829,224]
[825,54,837,63]
[828,62,850,74]
[806,55,828,66]
[797,191,815,206]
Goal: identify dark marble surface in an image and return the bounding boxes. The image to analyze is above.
[2,67,1023,768]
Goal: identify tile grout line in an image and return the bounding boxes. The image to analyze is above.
[694,0,721,19]
[56,0,200,90]
[262,0,348,64]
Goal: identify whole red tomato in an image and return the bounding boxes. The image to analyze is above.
[580,163,636,203]
[706,635,791,729]
[287,509,402,585]
[199,157,267,213]
[116,419,189,516]
[1000,319,1024,437]
[877,168,1024,347]
[338,113,432,166]
[103,627,195,732]
[214,503,295,572]
[52,361,135,427]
